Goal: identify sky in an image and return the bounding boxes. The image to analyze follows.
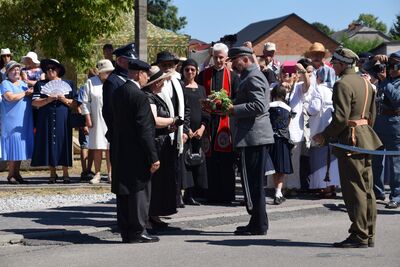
[172,0,399,42]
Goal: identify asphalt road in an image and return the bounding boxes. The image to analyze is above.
[1,205,398,267]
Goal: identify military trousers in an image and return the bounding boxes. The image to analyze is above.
[337,153,377,243]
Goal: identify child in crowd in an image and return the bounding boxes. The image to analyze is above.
[269,85,294,204]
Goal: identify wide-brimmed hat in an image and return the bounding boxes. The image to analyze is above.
[5,60,21,74]
[146,66,173,87]
[305,42,328,57]
[153,51,180,65]
[40,58,66,77]
[21,51,40,65]
[96,59,115,73]
[1,48,12,56]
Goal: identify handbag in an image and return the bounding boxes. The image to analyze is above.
[184,143,205,167]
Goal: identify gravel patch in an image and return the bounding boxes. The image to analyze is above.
[0,193,115,214]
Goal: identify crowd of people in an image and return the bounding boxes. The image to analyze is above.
[0,39,399,246]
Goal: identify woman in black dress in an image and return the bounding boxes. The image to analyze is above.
[31,59,79,184]
[180,59,209,205]
[142,66,182,228]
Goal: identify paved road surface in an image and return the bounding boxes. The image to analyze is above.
[1,205,398,267]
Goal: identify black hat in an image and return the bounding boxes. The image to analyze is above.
[227,46,253,60]
[128,59,151,71]
[154,51,179,65]
[40,58,66,77]
[113,42,138,60]
[358,52,373,59]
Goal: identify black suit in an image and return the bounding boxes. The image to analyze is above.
[111,80,158,240]
[102,65,128,142]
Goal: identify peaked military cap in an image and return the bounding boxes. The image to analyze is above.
[113,42,138,60]
[128,59,151,71]
[331,47,359,64]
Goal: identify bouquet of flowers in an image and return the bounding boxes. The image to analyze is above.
[200,89,232,115]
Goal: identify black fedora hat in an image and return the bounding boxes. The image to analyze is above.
[40,58,66,77]
[153,51,179,65]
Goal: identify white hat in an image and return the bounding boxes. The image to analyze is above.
[21,51,40,64]
[1,48,12,56]
[96,59,115,73]
[146,66,173,87]
[264,42,276,51]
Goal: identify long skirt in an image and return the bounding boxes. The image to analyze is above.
[309,146,340,189]
[149,136,177,216]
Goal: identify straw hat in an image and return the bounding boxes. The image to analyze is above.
[305,42,328,57]
[146,66,172,87]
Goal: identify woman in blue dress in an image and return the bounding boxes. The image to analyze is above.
[31,59,79,184]
[0,61,34,184]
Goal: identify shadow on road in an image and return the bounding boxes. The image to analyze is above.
[186,238,332,248]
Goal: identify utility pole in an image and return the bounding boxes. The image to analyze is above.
[135,0,147,61]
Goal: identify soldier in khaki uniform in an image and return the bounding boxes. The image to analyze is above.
[314,47,382,248]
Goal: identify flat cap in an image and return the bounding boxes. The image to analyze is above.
[331,47,359,64]
[113,42,138,60]
[228,46,253,60]
[128,59,151,71]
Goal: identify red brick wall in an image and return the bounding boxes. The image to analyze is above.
[252,16,338,57]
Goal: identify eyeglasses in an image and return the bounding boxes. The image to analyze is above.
[184,68,196,72]
[2,54,11,58]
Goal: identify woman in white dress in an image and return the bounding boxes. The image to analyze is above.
[81,60,114,184]
[307,66,340,197]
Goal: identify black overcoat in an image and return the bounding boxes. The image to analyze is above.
[111,80,158,195]
[102,65,128,142]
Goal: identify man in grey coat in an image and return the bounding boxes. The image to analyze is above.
[227,46,275,235]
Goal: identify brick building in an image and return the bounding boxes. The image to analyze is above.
[231,13,339,62]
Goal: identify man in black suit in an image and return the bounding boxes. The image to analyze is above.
[103,42,137,142]
[111,59,160,243]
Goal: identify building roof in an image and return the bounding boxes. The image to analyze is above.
[232,14,292,46]
[331,24,392,42]
[231,13,337,47]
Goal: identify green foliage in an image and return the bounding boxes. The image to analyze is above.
[389,14,400,40]
[354,13,387,33]
[0,0,134,72]
[340,35,383,54]
[312,22,334,36]
[147,0,187,32]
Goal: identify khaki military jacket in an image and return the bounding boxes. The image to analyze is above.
[322,68,382,156]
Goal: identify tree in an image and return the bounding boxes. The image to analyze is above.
[340,35,383,54]
[389,13,400,40]
[312,22,334,36]
[147,0,187,32]
[0,0,134,72]
[354,13,387,33]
